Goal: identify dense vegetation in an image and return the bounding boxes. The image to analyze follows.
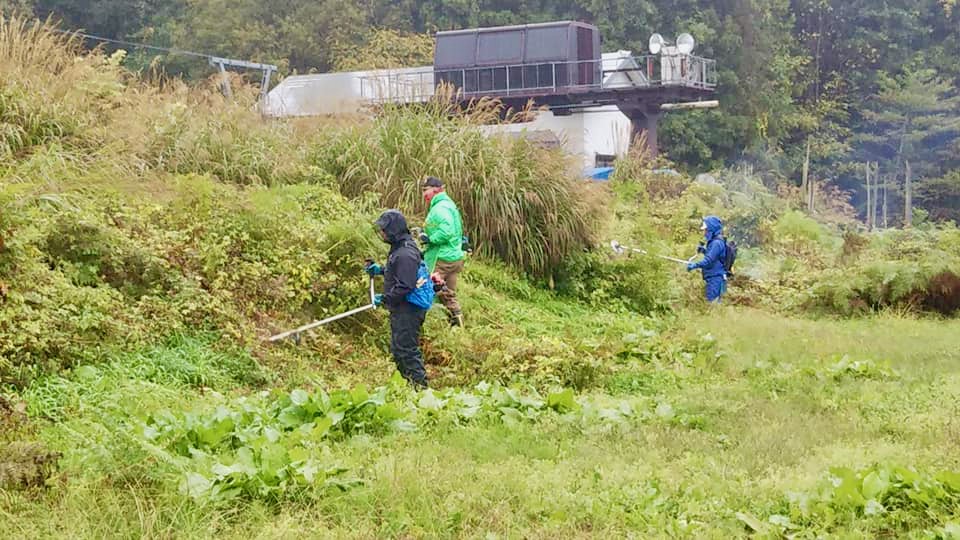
[4,0,959,225]
[1,13,959,539]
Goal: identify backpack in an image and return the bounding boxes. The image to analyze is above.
[405,260,436,309]
[722,238,737,276]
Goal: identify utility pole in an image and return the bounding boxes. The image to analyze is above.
[801,138,811,211]
[904,160,913,227]
[874,163,881,230]
[865,162,872,230]
[882,169,888,229]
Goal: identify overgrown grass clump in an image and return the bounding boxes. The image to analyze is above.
[0,16,380,384]
[312,97,608,277]
[0,172,378,385]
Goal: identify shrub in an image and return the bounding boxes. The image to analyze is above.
[552,250,672,314]
[804,241,960,316]
[0,166,377,384]
[773,210,831,248]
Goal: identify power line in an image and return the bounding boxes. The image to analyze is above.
[0,16,216,60]
[49,26,278,102]
[52,27,212,59]
[3,20,280,104]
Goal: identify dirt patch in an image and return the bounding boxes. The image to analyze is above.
[420,337,453,367]
[921,271,960,315]
[0,394,27,432]
[0,441,61,489]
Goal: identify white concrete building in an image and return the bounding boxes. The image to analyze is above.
[476,107,630,170]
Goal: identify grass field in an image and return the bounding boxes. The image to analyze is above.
[3,294,958,539]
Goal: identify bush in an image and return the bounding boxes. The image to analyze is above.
[803,228,960,315]
[1,165,377,384]
[552,250,672,314]
[773,210,831,248]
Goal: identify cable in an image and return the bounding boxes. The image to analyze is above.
[51,27,212,59]
[3,16,278,100]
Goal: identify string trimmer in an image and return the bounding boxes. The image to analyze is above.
[609,240,692,265]
[267,274,377,343]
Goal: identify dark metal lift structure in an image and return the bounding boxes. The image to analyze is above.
[359,22,718,155]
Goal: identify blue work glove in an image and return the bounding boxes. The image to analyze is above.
[419,232,430,245]
[364,262,383,276]
[686,262,696,272]
[373,294,384,307]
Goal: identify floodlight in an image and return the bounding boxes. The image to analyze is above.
[677,33,696,54]
[649,33,665,55]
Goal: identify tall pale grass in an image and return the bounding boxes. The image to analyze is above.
[314,92,608,276]
[0,15,78,77]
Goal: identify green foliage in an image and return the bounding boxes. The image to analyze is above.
[0,171,377,383]
[768,465,960,535]
[8,0,960,221]
[5,303,960,536]
[332,29,433,71]
[126,334,270,388]
[131,0,370,77]
[0,86,75,158]
[823,354,898,381]
[20,335,268,421]
[552,250,671,314]
[134,377,655,503]
[773,210,832,248]
[0,19,398,382]
[802,227,960,315]
[3,11,960,539]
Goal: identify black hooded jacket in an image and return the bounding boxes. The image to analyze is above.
[375,210,423,311]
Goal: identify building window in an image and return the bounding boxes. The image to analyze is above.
[595,153,616,167]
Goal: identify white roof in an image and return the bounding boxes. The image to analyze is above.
[264,51,648,117]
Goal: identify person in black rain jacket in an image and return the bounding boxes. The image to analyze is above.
[365,209,428,388]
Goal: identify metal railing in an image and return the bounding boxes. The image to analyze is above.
[358,54,717,103]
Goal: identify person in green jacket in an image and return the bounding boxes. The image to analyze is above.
[420,176,466,327]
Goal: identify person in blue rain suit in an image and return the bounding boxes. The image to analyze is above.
[687,215,727,303]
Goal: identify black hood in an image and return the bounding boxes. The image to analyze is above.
[375,209,412,245]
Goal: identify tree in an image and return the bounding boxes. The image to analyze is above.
[332,29,433,71]
[856,67,960,226]
[26,0,181,38]
[660,0,808,169]
[917,170,960,223]
[143,0,369,77]
[7,0,959,231]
